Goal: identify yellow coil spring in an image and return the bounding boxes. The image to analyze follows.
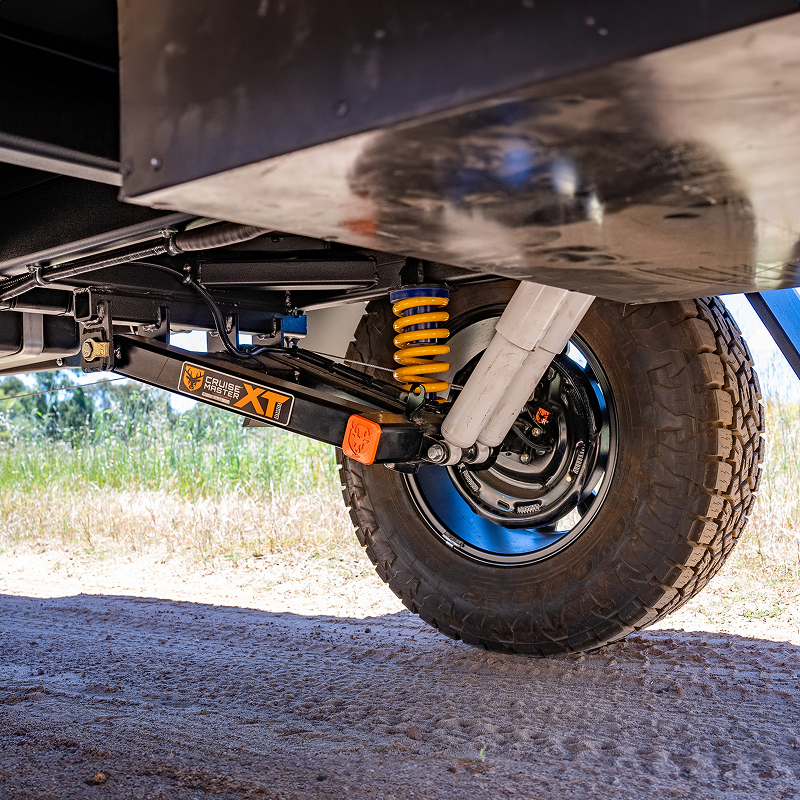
[391,296,450,394]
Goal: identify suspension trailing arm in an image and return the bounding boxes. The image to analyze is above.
[111,334,427,465]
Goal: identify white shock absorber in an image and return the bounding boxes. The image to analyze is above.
[440,281,595,451]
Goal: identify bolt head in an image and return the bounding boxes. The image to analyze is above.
[81,341,92,359]
[427,443,446,463]
[520,452,531,464]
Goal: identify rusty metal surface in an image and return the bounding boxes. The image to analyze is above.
[124,14,800,303]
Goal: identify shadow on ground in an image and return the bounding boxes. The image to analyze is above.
[1,592,799,799]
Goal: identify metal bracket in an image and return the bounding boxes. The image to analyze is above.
[404,384,426,420]
[206,314,237,353]
[138,307,170,343]
[280,314,307,347]
[79,298,114,373]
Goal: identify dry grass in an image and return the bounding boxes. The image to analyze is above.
[0,482,359,567]
[1,416,799,636]
[734,397,800,579]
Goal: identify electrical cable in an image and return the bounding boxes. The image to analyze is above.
[307,352,396,373]
[0,377,125,403]
[509,421,549,454]
[250,345,395,373]
[128,261,250,358]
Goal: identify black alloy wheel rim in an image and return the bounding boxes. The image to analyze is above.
[406,332,618,566]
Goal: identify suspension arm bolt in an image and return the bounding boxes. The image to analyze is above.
[81,339,110,362]
[427,443,447,463]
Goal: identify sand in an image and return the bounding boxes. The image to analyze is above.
[1,548,799,799]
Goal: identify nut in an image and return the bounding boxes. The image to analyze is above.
[427,443,446,463]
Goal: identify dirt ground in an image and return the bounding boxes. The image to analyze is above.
[1,548,799,800]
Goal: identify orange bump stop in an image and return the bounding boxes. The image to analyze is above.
[342,415,382,465]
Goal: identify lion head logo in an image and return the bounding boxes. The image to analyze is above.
[182,365,205,392]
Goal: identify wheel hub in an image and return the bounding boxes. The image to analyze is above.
[449,355,600,528]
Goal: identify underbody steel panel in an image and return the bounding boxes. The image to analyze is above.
[119,2,800,304]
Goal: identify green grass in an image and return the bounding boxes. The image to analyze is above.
[0,375,351,560]
[0,377,339,499]
[0,422,338,498]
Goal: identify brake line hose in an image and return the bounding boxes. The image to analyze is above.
[0,222,269,303]
[167,222,267,254]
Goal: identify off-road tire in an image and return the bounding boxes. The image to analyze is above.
[338,283,764,654]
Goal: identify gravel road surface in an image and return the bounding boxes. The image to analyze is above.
[1,551,799,799]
